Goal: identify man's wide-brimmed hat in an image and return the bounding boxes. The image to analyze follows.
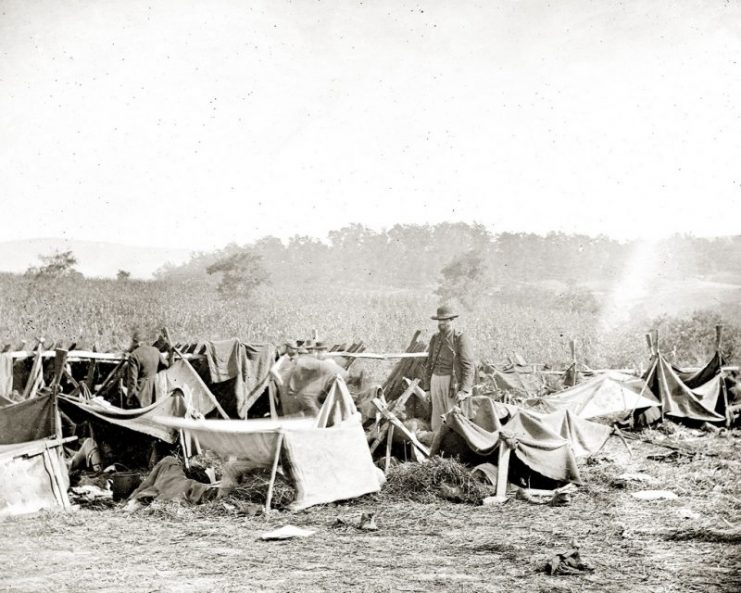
[431,305,458,321]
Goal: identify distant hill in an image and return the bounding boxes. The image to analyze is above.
[0,238,193,279]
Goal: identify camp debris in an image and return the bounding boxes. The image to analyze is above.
[260,525,316,541]
[545,540,594,576]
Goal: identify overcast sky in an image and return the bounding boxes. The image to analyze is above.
[1,0,739,251]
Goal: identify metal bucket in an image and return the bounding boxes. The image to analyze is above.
[111,472,142,501]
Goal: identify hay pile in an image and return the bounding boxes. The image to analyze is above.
[224,469,296,510]
[381,457,492,504]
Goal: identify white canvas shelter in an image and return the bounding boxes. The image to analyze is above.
[534,374,659,419]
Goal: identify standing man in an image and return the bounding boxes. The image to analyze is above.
[424,305,475,431]
[126,329,167,408]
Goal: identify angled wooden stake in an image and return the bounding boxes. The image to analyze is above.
[371,398,429,458]
[23,340,45,399]
[265,432,285,514]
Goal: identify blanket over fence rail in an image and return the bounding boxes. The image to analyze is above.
[205,339,275,418]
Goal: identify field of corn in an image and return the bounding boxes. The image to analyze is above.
[0,275,738,373]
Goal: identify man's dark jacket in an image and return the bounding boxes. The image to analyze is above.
[424,330,475,395]
[126,344,164,406]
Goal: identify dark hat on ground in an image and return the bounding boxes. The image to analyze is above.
[314,341,328,351]
[431,305,458,320]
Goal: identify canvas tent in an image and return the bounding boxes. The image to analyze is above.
[432,397,612,485]
[0,437,74,519]
[637,351,727,425]
[153,376,383,510]
[531,373,659,420]
[633,326,734,425]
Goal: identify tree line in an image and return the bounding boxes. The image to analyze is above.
[151,223,741,302]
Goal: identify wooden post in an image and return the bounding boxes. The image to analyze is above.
[384,425,395,474]
[267,382,278,419]
[179,429,191,470]
[85,343,98,389]
[42,446,71,511]
[368,379,420,454]
[371,398,430,458]
[265,432,285,514]
[315,382,337,428]
[716,325,723,351]
[494,439,511,501]
[645,333,653,354]
[569,339,577,386]
[191,432,203,456]
[50,349,68,395]
[22,340,45,399]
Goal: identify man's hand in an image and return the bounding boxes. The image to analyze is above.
[455,391,470,403]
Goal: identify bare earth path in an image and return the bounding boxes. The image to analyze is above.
[2,434,739,593]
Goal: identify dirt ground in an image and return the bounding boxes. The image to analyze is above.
[2,430,739,593]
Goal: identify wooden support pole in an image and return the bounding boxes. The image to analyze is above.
[716,325,723,351]
[22,340,45,399]
[494,439,512,502]
[267,382,278,419]
[190,432,203,456]
[50,349,68,395]
[42,447,71,511]
[265,432,285,514]
[315,382,337,428]
[369,424,392,455]
[179,429,191,470]
[371,398,429,458]
[384,425,394,474]
[368,379,419,454]
[95,359,126,397]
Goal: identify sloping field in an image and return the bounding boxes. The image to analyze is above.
[2,431,739,593]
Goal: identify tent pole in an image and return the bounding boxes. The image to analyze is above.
[265,432,285,514]
[268,382,278,419]
[384,425,394,475]
[716,325,723,351]
[494,439,511,502]
[570,339,577,387]
[22,339,45,399]
[179,429,190,470]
